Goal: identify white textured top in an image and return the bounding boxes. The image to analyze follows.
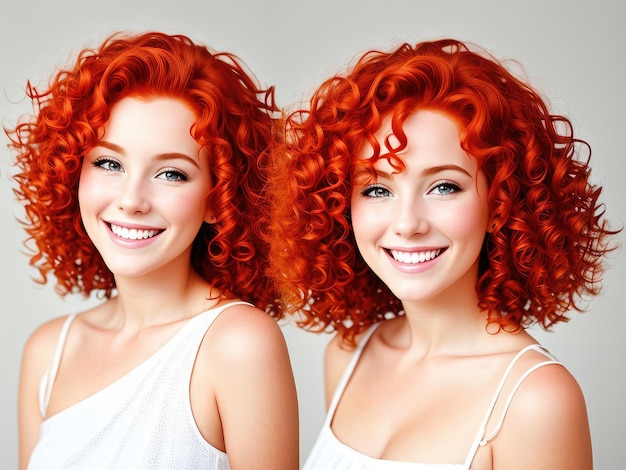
[303,325,561,470]
[28,302,250,470]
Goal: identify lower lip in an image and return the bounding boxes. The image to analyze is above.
[107,226,163,249]
[386,250,442,274]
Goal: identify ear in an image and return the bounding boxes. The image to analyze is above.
[486,215,497,233]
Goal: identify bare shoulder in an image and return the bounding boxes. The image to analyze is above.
[203,302,290,364]
[18,314,76,468]
[21,315,73,371]
[507,361,589,434]
[20,314,74,402]
[193,302,299,468]
[514,356,586,403]
[492,359,592,469]
[507,358,589,427]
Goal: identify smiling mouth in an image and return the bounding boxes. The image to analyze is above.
[388,248,443,264]
[109,223,163,240]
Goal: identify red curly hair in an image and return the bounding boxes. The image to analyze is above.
[7,31,283,316]
[267,39,619,343]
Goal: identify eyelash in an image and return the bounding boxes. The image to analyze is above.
[92,157,122,172]
[360,184,391,198]
[158,169,189,182]
[91,158,190,182]
[431,181,462,195]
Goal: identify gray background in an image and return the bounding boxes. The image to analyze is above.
[1,1,624,468]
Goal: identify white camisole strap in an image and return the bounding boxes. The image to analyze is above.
[38,313,79,418]
[462,343,562,467]
[324,323,380,424]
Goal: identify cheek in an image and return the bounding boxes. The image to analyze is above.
[166,187,210,221]
[77,168,99,211]
[350,199,385,248]
[447,199,490,239]
[350,198,367,231]
[78,170,114,208]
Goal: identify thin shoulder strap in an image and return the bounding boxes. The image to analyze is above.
[38,313,78,418]
[206,300,253,318]
[324,324,379,424]
[463,344,562,468]
[198,300,254,328]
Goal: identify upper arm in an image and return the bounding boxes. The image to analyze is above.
[492,364,592,470]
[18,318,64,470]
[209,307,299,470]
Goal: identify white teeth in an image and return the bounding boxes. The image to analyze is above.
[110,224,159,240]
[390,249,441,264]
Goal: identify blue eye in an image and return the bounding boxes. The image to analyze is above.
[431,182,461,195]
[93,158,123,172]
[361,185,392,198]
[158,169,189,182]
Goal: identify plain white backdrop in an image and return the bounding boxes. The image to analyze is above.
[1,1,624,468]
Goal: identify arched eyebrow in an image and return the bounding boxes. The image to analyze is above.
[368,164,473,180]
[94,140,200,169]
[95,140,125,155]
[421,164,472,178]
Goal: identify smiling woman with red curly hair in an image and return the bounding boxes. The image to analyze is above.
[7,31,298,469]
[11,32,279,306]
[268,39,620,469]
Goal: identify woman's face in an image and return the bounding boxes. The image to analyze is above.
[78,96,214,281]
[350,109,491,305]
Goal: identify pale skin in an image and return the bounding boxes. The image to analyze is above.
[322,110,592,469]
[18,97,299,469]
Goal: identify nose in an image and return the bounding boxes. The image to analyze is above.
[391,196,429,237]
[117,175,150,214]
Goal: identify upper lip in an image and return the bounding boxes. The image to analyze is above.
[107,221,164,230]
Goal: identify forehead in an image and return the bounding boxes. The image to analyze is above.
[101,97,200,148]
[356,109,468,167]
[106,96,196,128]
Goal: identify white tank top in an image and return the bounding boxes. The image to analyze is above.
[303,324,562,470]
[28,302,251,470]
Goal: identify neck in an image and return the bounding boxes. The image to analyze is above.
[390,288,489,358]
[109,267,219,330]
